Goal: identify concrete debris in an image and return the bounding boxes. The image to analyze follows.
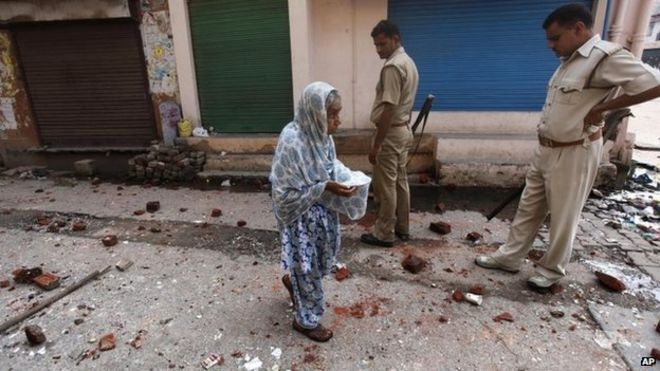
[98,333,116,351]
[493,312,514,323]
[201,353,223,369]
[429,221,451,235]
[569,324,577,331]
[402,254,426,274]
[595,271,626,292]
[24,325,46,345]
[102,235,118,247]
[271,347,282,359]
[13,267,43,283]
[464,293,482,306]
[115,259,134,272]
[243,357,263,370]
[33,272,60,290]
[129,330,146,349]
[146,201,160,213]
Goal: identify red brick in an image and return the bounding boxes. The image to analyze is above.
[24,325,46,345]
[0,279,10,288]
[465,232,483,242]
[335,266,350,281]
[595,271,626,292]
[146,201,160,213]
[72,222,87,231]
[429,221,451,235]
[33,273,60,290]
[652,348,660,359]
[211,208,222,217]
[98,333,115,351]
[402,254,426,274]
[568,324,577,331]
[13,267,43,283]
[102,235,118,247]
[493,312,514,322]
[236,220,247,227]
[133,209,146,216]
[452,289,464,302]
[468,286,485,295]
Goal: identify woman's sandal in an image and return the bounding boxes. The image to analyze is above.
[281,274,296,307]
[292,320,333,342]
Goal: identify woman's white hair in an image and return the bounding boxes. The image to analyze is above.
[325,90,341,109]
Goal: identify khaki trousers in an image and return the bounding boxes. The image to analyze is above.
[372,126,413,241]
[492,139,603,280]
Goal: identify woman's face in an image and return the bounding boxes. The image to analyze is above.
[326,98,342,135]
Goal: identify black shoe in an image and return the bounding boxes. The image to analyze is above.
[395,232,410,241]
[360,233,394,247]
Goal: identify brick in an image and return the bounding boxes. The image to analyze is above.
[493,312,514,323]
[98,333,115,351]
[33,273,60,290]
[465,232,483,242]
[13,267,43,283]
[595,271,626,292]
[429,221,451,235]
[24,325,46,345]
[0,279,10,288]
[211,208,222,217]
[146,201,160,213]
[237,220,246,227]
[452,289,464,302]
[72,222,86,231]
[102,235,118,247]
[402,254,426,274]
[334,266,350,281]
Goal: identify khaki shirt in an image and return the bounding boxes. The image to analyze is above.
[370,47,419,126]
[539,35,660,142]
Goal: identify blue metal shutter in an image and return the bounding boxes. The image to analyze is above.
[388,0,593,111]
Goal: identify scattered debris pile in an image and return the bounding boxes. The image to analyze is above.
[128,141,205,183]
[585,165,659,242]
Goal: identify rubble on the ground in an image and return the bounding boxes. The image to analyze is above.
[429,221,451,235]
[146,201,160,213]
[402,254,426,274]
[584,165,659,243]
[102,235,118,247]
[98,333,116,351]
[493,312,514,322]
[595,271,626,292]
[128,141,205,183]
[33,272,60,290]
[24,325,46,345]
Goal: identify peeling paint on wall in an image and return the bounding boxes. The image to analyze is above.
[0,33,19,131]
[0,0,130,22]
[140,6,178,98]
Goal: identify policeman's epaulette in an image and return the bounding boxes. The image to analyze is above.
[594,40,624,55]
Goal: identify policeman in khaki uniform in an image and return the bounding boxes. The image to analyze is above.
[361,20,419,248]
[476,4,660,289]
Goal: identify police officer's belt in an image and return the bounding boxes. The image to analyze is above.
[538,130,602,148]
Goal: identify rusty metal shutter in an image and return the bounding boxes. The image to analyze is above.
[12,19,155,147]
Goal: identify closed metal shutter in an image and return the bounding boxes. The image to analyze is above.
[13,19,155,147]
[189,0,293,133]
[388,0,593,111]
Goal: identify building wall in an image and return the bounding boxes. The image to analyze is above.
[0,29,40,156]
[0,0,130,22]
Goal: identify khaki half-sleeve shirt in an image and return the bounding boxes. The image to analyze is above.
[370,47,419,126]
[538,35,660,141]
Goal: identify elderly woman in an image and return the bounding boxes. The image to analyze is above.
[270,82,370,342]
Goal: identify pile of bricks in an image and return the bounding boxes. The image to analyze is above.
[128,142,205,182]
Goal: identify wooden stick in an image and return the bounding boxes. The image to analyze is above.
[0,265,112,334]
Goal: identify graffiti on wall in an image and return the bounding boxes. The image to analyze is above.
[0,32,18,131]
[140,8,178,97]
[158,100,182,145]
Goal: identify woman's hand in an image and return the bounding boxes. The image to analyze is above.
[325,181,357,197]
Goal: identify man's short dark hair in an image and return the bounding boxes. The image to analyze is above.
[542,3,593,30]
[371,20,400,38]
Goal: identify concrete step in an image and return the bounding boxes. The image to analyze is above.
[436,133,537,164]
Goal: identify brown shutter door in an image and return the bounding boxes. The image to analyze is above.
[13,19,156,147]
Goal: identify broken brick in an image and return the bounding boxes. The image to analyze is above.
[150,227,161,233]
[72,222,87,231]
[146,201,160,213]
[468,286,484,295]
[24,325,46,345]
[179,208,188,212]
[335,266,350,281]
[102,235,118,247]
[465,232,483,242]
[419,173,431,184]
[550,310,565,318]
[98,333,115,351]
[133,210,146,216]
[493,312,514,323]
[211,208,222,217]
[0,279,10,288]
[429,221,451,235]
[13,267,43,283]
[438,315,449,323]
[652,348,660,359]
[33,273,61,290]
[452,289,464,302]
[595,271,626,292]
[237,220,247,227]
[74,319,84,325]
[568,324,577,331]
[36,216,51,226]
[47,223,60,233]
[402,254,426,274]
